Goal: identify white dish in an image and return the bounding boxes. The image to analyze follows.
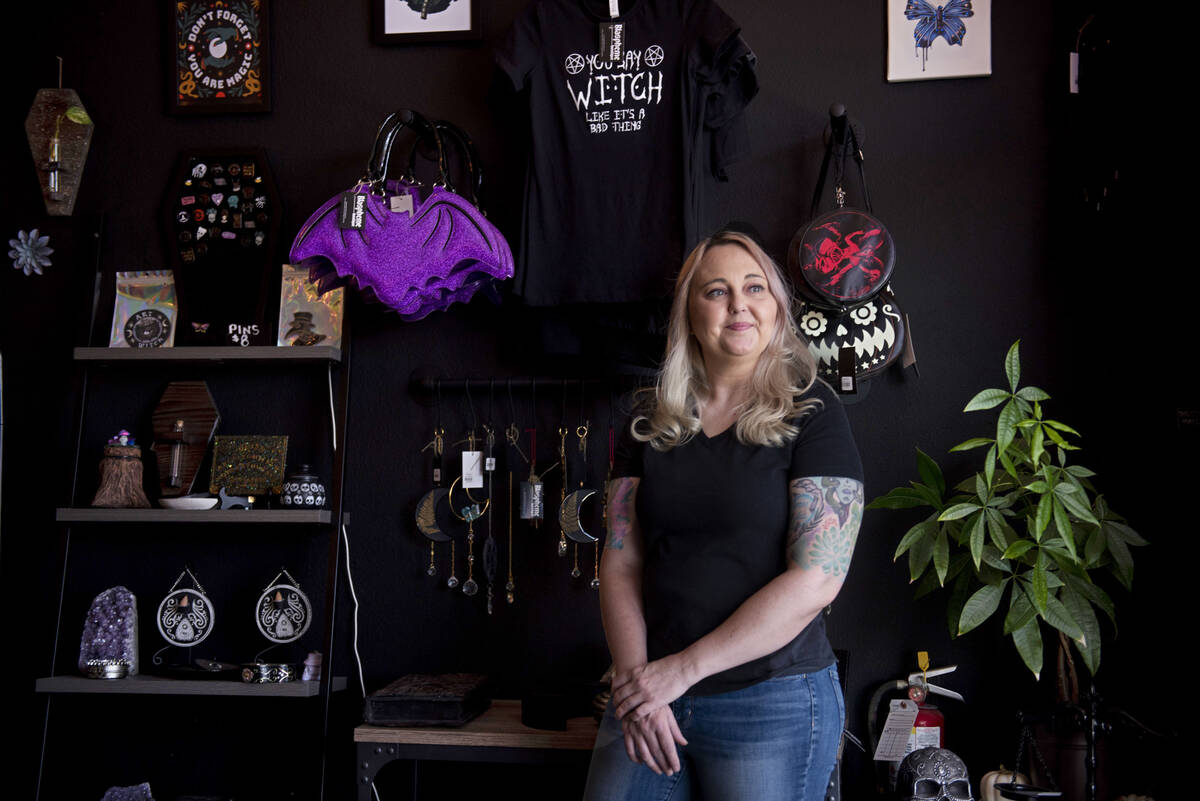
[160,496,219,511]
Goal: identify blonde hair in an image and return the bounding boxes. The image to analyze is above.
[633,231,821,450]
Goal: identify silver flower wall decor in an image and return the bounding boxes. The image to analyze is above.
[9,229,53,276]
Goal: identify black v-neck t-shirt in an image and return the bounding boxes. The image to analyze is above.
[613,381,863,695]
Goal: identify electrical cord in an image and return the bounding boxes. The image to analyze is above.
[340,520,385,800]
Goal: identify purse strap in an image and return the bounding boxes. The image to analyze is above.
[405,120,484,208]
[365,109,448,192]
[808,104,873,219]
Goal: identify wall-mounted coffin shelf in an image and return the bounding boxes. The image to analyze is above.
[151,380,220,497]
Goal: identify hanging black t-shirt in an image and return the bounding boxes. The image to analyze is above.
[495,0,758,305]
[613,381,863,696]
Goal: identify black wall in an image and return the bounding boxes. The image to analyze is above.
[4,2,1182,799]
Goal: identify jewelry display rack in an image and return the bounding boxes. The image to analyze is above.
[34,297,354,799]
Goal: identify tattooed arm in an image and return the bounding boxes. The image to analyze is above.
[612,476,863,723]
[599,476,688,774]
[599,476,648,675]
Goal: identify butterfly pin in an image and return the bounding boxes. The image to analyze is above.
[905,0,973,67]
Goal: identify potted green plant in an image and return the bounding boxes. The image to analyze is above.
[868,341,1146,681]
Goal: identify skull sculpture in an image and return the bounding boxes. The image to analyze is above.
[897,747,974,801]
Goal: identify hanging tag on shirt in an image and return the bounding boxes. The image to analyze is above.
[389,190,414,216]
[598,22,625,62]
[338,191,367,230]
[462,450,484,489]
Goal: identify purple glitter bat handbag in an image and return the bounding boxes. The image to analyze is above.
[289,109,513,320]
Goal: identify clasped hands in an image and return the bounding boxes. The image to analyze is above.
[610,654,693,776]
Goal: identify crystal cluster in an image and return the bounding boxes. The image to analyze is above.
[78,586,138,675]
[101,783,154,801]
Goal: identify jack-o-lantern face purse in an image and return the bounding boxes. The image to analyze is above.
[788,107,914,393]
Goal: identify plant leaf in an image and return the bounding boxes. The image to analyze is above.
[946,569,970,638]
[950,437,994,452]
[968,511,986,570]
[1011,616,1043,680]
[999,446,1019,480]
[908,531,935,583]
[1003,540,1035,560]
[964,388,1011,412]
[939,503,982,521]
[934,528,950,586]
[1035,493,1053,539]
[984,444,996,488]
[1031,561,1049,613]
[1005,341,1021,392]
[65,105,93,125]
[1061,586,1102,676]
[985,507,1011,552]
[997,400,1020,455]
[1104,524,1135,590]
[1030,424,1045,467]
[1051,498,1078,562]
[915,448,946,500]
[1065,575,1116,628]
[1107,521,1149,547]
[958,582,1004,635]
[1043,419,1081,436]
[1043,595,1084,643]
[868,487,933,510]
[1016,386,1050,402]
[1055,485,1099,526]
[894,518,936,560]
[1004,587,1036,634]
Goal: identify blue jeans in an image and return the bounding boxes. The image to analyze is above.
[583,664,845,801]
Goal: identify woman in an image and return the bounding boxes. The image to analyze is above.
[583,230,863,801]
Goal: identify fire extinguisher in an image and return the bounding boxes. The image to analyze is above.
[868,651,964,792]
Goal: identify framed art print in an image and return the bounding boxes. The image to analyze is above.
[887,0,991,82]
[373,0,480,44]
[171,0,270,113]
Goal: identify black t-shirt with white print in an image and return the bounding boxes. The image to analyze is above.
[495,0,756,305]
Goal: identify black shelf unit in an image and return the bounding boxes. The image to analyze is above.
[36,341,353,801]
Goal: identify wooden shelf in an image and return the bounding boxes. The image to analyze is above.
[73,345,342,364]
[36,674,347,697]
[56,507,333,524]
[354,700,598,751]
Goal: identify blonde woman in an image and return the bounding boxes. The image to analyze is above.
[583,231,864,801]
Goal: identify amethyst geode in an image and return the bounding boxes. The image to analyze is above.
[78,586,138,675]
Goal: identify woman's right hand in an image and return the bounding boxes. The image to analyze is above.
[621,704,687,776]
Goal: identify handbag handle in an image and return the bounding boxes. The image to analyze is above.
[808,103,873,219]
[405,120,484,208]
[365,109,448,192]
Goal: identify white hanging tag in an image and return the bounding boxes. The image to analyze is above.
[462,451,484,489]
[872,699,919,761]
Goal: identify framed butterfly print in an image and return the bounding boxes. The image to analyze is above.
[887,0,992,82]
[372,0,480,43]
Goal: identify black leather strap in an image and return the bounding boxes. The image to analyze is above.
[809,106,871,219]
[406,120,484,207]
[365,109,448,189]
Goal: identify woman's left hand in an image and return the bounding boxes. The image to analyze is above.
[611,654,693,721]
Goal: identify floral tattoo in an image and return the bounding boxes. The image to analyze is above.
[605,477,639,550]
[788,477,863,576]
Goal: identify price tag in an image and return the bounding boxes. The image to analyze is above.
[462,451,484,489]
